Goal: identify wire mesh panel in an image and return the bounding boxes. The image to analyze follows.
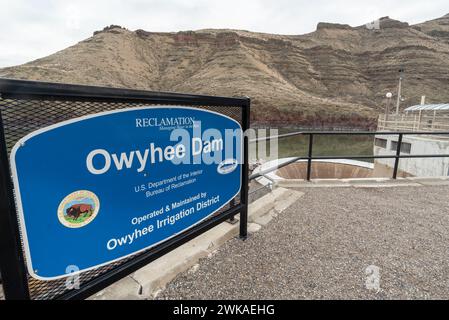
[0,79,249,300]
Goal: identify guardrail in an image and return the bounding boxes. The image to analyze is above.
[378,114,449,132]
[249,131,449,181]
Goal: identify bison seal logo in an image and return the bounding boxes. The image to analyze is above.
[57,190,100,228]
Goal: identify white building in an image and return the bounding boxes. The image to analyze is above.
[375,104,449,177]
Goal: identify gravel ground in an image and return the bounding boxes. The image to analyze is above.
[158,185,449,300]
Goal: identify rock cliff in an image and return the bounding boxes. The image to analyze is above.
[2,14,449,129]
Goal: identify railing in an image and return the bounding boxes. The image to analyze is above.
[378,114,449,132]
[249,131,449,181]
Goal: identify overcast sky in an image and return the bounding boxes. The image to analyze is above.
[1,0,448,68]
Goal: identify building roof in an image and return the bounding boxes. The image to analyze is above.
[405,104,449,111]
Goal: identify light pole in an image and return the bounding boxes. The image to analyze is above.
[395,68,404,115]
[385,92,392,123]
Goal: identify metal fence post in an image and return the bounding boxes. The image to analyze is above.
[392,133,403,179]
[240,98,250,239]
[229,199,236,220]
[307,134,314,181]
[0,112,30,300]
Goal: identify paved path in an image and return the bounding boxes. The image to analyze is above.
[158,185,449,299]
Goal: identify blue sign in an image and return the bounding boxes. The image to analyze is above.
[11,106,242,280]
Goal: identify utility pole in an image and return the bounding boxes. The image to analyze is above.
[395,68,404,115]
[385,92,392,120]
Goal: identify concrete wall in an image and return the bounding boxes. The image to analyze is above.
[276,161,373,179]
[254,159,375,186]
[374,134,449,177]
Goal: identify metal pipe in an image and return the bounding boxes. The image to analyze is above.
[299,131,449,136]
[392,133,403,179]
[248,183,273,195]
[248,153,449,181]
[307,134,314,181]
[396,69,404,115]
[249,131,304,143]
[239,98,250,240]
[312,154,449,160]
[249,156,303,180]
[249,129,437,143]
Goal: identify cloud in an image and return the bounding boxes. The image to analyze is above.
[0,0,448,67]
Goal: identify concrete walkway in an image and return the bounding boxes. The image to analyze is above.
[158,185,449,299]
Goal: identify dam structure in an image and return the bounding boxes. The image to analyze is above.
[251,109,449,187]
[376,104,449,177]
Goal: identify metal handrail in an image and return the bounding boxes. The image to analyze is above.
[249,130,449,181]
[249,131,304,143]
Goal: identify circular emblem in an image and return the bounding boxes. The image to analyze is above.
[57,190,100,228]
[217,158,238,174]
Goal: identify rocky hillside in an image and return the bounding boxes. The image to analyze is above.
[1,15,449,128]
